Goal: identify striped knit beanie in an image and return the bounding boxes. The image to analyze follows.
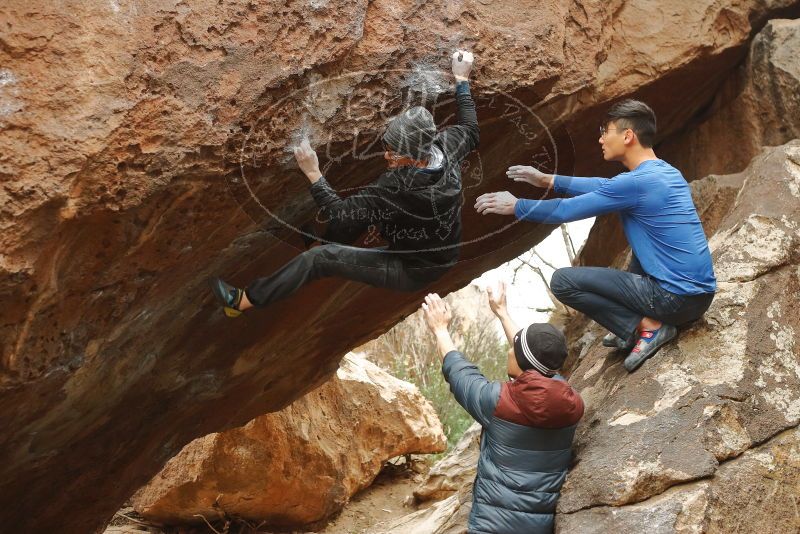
[513,323,568,376]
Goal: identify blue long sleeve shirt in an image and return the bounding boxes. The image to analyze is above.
[514,159,716,295]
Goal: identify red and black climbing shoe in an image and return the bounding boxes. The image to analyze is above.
[623,324,677,372]
[209,277,244,318]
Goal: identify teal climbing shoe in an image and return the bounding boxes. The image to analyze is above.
[209,277,244,318]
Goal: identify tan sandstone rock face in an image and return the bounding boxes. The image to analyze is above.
[2,1,799,531]
[661,17,800,183]
[130,352,445,529]
[391,426,800,534]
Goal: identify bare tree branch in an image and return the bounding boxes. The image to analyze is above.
[514,256,573,318]
[194,514,224,534]
[531,249,558,271]
[509,258,527,284]
[113,512,152,528]
[560,224,576,264]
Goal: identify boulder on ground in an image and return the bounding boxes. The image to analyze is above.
[131,353,446,529]
[413,422,481,504]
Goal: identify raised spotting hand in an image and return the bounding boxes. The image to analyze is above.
[421,293,457,357]
[487,281,519,346]
[506,165,555,189]
[421,293,452,333]
[474,191,518,216]
[487,280,508,317]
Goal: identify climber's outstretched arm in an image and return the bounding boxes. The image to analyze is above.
[474,171,637,222]
[439,51,479,162]
[506,166,608,197]
[293,138,393,243]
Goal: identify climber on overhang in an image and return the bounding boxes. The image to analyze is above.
[473,99,717,372]
[210,50,479,316]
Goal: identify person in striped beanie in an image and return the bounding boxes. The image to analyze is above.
[422,284,584,534]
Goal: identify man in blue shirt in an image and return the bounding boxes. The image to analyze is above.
[473,100,716,371]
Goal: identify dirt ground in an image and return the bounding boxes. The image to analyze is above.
[312,460,428,534]
[104,459,430,534]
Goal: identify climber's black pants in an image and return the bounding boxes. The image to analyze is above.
[244,244,448,307]
[550,257,715,344]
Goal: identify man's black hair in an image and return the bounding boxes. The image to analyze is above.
[604,99,657,148]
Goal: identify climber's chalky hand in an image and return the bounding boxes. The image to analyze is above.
[452,50,474,82]
[293,138,323,183]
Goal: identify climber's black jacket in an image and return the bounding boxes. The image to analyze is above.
[308,81,479,278]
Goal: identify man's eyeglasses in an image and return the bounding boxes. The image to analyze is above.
[599,125,628,138]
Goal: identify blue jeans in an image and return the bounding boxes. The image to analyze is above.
[550,257,715,344]
[244,244,449,307]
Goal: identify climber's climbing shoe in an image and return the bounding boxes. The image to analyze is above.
[623,324,677,372]
[602,332,636,350]
[209,277,244,318]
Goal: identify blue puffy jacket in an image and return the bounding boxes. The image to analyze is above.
[442,351,584,534]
